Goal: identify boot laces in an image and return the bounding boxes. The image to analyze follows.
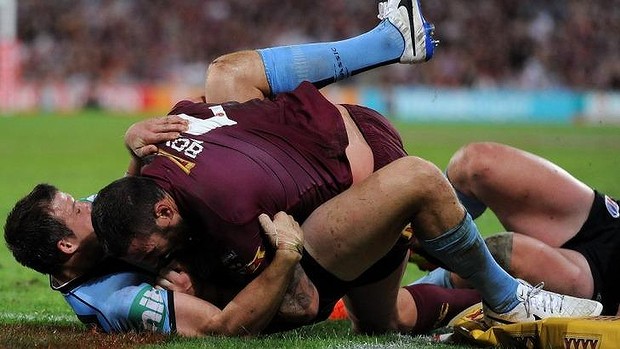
[522,282,564,317]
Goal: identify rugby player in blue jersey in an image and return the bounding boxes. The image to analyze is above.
[7,183,306,335]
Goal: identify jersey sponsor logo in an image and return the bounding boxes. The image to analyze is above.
[401,225,413,240]
[245,245,266,274]
[604,195,619,218]
[158,149,197,174]
[178,110,236,136]
[432,302,450,329]
[129,285,167,332]
[221,246,266,276]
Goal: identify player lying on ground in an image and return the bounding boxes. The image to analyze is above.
[414,142,620,316]
[93,0,602,336]
[5,0,482,336]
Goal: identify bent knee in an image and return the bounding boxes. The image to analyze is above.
[447,142,504,190]
[206,54,245,86]
[393,156,447,189]
[205,51,268,103]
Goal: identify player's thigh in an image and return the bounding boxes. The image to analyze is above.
[302,157,435,280]
[343,257,408,334]
[453,142,593,246]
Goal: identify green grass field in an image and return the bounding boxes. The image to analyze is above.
[0,111,619,348]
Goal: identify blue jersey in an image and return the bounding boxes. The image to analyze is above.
[51,258,176,333]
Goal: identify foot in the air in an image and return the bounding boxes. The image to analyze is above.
[378,0,439,63]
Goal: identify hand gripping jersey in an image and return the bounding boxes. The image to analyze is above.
[51,258,175,333]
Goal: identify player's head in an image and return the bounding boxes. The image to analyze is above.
[92,176,187,271]
[4,184,96,275]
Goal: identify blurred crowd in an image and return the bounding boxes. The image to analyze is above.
[17,0,620,90]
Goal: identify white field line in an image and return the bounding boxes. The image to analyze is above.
[0,312,76,323]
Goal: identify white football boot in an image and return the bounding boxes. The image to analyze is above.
[377,0,439,63]
[483,279,603,327]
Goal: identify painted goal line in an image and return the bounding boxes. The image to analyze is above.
[0,312,76,323]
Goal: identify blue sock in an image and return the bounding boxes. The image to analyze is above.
[444,171,487,219]
[412,268,454,288]
[418,213,520,313]
[257,19,404,95]
[454,188,487,219]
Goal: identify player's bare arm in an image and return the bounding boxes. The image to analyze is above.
[274,265,319,324]
[170,212,303,337]
[158,235,320,325]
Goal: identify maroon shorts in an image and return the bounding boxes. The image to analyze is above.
[343,104,408,170]
[300,104,410,323]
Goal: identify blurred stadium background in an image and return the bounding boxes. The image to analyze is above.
[1,0,619,123]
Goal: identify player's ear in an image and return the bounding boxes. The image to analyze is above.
[154,197,177,226]
[57,237,78,255]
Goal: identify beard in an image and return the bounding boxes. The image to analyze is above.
[160,217,191,248]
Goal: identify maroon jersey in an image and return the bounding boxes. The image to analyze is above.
[141,82,353,282]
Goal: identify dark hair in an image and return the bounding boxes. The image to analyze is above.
[4,184,73,275]
[92,176,166,257]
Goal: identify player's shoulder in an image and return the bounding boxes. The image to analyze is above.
[111,283,172,333]
[62,266,154,307]
[64,269,173,333]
